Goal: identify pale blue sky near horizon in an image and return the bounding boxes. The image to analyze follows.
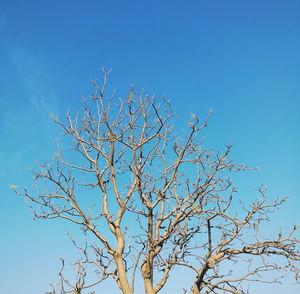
[0,0,299,293]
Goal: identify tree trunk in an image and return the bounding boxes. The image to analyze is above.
[114,254,133,294]
[191,283,200,294]
[114,228,133,294]
[141,259,155,294]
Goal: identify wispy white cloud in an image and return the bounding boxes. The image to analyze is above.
[10,49,60,116]
[0,48,63,179]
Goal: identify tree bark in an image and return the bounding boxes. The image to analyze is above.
[115,228,133,294]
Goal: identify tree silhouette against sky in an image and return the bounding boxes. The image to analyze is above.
[16,71,300,294]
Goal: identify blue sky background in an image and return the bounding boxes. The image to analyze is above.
[0,0,299,293]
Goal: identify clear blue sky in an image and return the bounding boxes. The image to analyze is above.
[0,1,299,293]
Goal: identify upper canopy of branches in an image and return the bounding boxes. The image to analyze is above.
[17,70,300,294]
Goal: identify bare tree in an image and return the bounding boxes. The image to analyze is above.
[16,70,299,294]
